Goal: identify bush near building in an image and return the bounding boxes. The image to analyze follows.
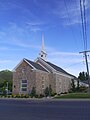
[0,70,13,95]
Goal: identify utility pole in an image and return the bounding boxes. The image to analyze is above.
[79,50,90,92]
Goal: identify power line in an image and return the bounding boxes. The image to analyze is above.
[83,0,87,50]
[79,0,90,92]
[80,0,86,50]
[73,0,84,50]
[63,0,79,51]
[80,0,87,50]
[65,62,84,69]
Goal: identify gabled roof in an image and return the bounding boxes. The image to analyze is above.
[46,61,76,78]
[46,61,67,73]
[36,57,76,78]
[24,59,48,72]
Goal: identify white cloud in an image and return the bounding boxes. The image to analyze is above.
[26,21,44,26]
[30,27,42,32]
[49,51,81,56]
[0,60,12,63]
[0,23,41,49]
[52,0,90,26]
[26,21,45,32]
[0,59,20,71]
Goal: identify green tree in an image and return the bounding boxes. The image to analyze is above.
[30,87,36,97]
[44,87,49,97]
[48,85,52,97]
[77,79,80,91]
[0,70,13,82]
[78,71,88,81]
[0,70,13,94]
[8,81,12,92]
[44,85,53,97]
[0,81,7,95]
[71,79,75,92]
[86,72,89,81]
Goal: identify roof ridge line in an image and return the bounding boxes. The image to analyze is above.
[38,57,56,72]
[24,58,36,70]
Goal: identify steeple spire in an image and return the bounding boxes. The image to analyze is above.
[42,34,45,52]
[39,34,47,60]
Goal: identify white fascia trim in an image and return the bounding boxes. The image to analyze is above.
[34,57,38,62]
[54,71,74,79]
[38,57,56,72]
[37,62,50,73]
[24,58,36,70]
[34,69,49,73]
[12,58,36,72]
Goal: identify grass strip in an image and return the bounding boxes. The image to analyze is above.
[54,93,90,99]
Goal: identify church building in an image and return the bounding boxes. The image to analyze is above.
[12,36,76,95]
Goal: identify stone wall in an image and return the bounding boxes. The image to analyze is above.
[49,73,56,93]
[13,59,73,96]
[55,73,72,94]
[35,70,49,95]
[13,60,36,95]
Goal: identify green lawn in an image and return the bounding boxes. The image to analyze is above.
[54,93,90,99]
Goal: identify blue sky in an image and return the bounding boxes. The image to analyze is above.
[0,0,90,76]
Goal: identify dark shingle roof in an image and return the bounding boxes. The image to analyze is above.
[24,59,48,72]
[46,61,75,78]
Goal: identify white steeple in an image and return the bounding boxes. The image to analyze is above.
[39,34,47,60]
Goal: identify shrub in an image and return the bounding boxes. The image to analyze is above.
[24,94,29,98]
[39,94,44,98]
[8,95,11,98]
[20,94,25,98]
[35,94,38,98]
[16,94,20,98]
[11,94,14,98]
[30,87,36,97]
[51,92,56,96]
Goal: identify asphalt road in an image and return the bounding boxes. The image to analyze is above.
[0,99,90,120]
